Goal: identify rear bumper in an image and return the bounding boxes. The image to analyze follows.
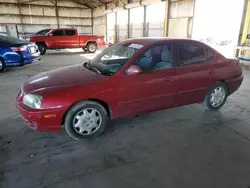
[22,51,41,64]
[16,102,67,132]
[227,74,244,95]
[6,52,40,66]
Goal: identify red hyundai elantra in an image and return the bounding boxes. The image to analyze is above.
[16,38,243,140]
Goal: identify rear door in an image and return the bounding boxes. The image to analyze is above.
[63,29,79,48]
[174,43,216,106]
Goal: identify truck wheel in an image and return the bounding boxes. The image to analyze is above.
[37,43,47,55]
[0,58,6,73]
[87,43,97,53]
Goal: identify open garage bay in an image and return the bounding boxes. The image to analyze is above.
[1,50,250,188]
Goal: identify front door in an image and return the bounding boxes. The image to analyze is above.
[174,43,216,106]
[118,44,176,117]
[47,29,65,48]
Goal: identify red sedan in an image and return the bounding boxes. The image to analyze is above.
[16,38,243,140]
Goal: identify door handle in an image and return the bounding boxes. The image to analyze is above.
[209,70,215,75]
[164,77,172,82]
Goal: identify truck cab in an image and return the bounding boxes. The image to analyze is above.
[28,28,106,55]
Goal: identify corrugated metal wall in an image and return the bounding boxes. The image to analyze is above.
[107,12,116,43]
[93,6,106,37]
[146,2,166,37]
[168,0,195,38]
[0,0,92,36]
[117,10,128,42]
[130,6,144,38]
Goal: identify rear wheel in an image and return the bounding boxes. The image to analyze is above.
[64,101,109,140]
[203,82,228,110]
[87,43,97,53]
[0,58,6,73]
[37,43,47,55]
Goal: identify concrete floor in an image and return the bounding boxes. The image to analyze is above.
[1,49,250,188]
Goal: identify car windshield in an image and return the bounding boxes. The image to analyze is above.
[87,43,140,76]
[36,29,51,35]
[0,35,25,44]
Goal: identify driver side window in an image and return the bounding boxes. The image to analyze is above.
[51,30,64,36]
[133,44,173,72]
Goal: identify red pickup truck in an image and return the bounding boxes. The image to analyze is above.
[27,28,106,55]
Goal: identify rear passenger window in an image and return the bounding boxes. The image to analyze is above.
[65,30,75,36]
[206,48,216,62]
[177,43,206,66]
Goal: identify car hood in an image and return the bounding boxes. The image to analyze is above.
[23,64,107,93]
[20,34,34,39]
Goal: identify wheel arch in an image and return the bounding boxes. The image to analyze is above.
[0,56,5,62]
[85,40,97,47]
[61,99,112,126]
[36,42,47,48]
[219,80,229,92]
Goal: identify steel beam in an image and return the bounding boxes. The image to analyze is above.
[163,0,170,37]
[143,5,147,37]
[55,0,60,28]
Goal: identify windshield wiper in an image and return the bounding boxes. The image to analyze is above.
[83,61,102,75]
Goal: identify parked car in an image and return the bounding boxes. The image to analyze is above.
[16,38,243,140]
[19,28,52,41]
[0,35,40,73]
[27,28,106,55]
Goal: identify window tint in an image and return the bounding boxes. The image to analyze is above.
[52,30,64,36]
[206,48,216,62]
[65,30,75,36]
[36,29,51,35]
[133,44,173,72]
[177,43,206,66]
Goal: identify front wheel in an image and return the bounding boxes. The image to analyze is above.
[203,82,228,110]
[37,43,47,55]
[64,101,109,140]
[0,59,6,73]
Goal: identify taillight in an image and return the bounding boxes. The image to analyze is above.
[11,46,27,52]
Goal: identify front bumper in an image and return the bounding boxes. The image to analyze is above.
[16,102,67,132]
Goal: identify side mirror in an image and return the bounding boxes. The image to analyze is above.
[108,42,113,47]
[126,65,142,75]
[48,33,53,36]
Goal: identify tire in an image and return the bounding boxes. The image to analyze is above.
[37,43,47,55]
[64,101,109,140]
[203,82,228,110]
[87,43,97,53]
[0,58,5,73]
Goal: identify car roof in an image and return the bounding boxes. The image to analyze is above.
[121,37,204,46]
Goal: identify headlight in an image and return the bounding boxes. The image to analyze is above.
[23,94,43,109]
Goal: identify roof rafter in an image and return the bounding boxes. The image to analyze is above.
[71,0,92,8]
